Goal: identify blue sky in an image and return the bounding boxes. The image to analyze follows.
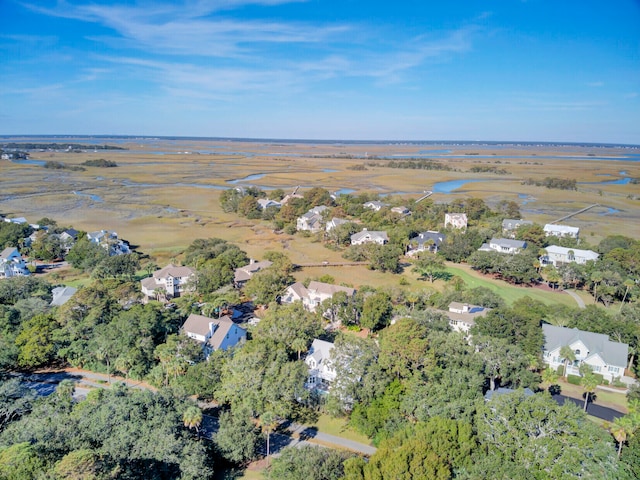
[1,1,639,143]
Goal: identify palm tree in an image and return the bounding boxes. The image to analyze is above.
[610,416,636,458]
[591,271,604,303]
[291,338,308,360]
[259,411,278,463]
[183,406,203,434]
[560,345,576,378]
[579,364,598,411]
[542,366,558,387]
[620,279,635,311]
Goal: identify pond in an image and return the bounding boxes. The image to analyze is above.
[432,179,488,194]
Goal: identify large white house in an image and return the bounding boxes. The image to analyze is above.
[350,229,388,245]
[542,324,628,382]
[305,339,336,391]
[478,238,527,255]
[181,314,246,358]
[544,224,580,239]
[540,246,599,267]
[281,281,356,312]
[141,264,196,299]
[409,231,446,254]
[0,247,30,278]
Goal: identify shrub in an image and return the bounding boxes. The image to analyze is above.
[556,365,564,376]
[594,373,604,385]
[567,374,581,385]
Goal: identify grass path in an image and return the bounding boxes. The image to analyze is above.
[445,262,578,307]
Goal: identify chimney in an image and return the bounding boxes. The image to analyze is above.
[462,304,469,313]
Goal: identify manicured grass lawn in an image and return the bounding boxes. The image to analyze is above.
[445,264,578,307]
[311,414,372,445]
[552,379,628,413]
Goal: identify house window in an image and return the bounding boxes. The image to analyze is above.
[593,365,601,372]
[575,349,581,356]
[608,366,620,373]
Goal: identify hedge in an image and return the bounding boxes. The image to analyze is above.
[567,374,581,385]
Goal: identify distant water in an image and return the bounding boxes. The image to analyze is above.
[432,179,489,193]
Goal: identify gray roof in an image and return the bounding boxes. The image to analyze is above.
[307,339,334,366]
[234,260,273,283]
[50,286,78,306]
[307,281,356,297]
[414,231,446,246]
[542,324,628,367]
[490,238,527,249]
[153,264,195,279]
[0,247,18,260]
[351,229,388,243]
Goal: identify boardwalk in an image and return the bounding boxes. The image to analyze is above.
[551,203,600,224]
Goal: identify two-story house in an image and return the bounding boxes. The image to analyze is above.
[297,206,329,232]
[542,324,628,382]
[478,238,527,255]
[350,229,388,245]
[181,314,247,359]
[281,281,356,312]
[305,339,336,392]
[0,247,30,278]
[446,302,490,333]
[544,224,580,239]
[141,264,196,299]
[445,213,468,230]
[540,246,599,267]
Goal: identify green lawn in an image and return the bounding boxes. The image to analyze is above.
[445,264,578,307]
[311,414,372,445]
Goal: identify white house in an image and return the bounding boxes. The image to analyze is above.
[445,213,468,230]
[0,247,30,278]
[325,217,350,232]
[542,324,628,382]
[141,264,196,299]
[305,339,336,391]
[234,259,273,287]
[446,302,489,333]
[350,229,388,245]
[281,281,356,312]
[540,246,599,267]
[391,206,411,216]
[297,206,329,232]
[478,238,527,255]
[363,201,388,212]
[87,230,131,256]
[182,314,246,358]
[409,231,446,254]
[544,224,580,239]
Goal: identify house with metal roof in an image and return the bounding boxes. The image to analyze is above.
[297,206,329,232]
[544,224,580,239]
[0,247,30,278]
[478,238,527,255]
[446,302,490,333]
[50,286,77,306]
[542,324,628,382]
[540,246,599,267]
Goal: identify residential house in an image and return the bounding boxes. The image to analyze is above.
[297,206,329,232]
[351,229,388,245]
[3,217,28,225]
[325,217,350,232]
[182,314,247,358]
[391,206,411,216]
[540,246,599,267]
[87,230,131,256]
[305,339,336,391]
[234,259,273,287]
[0,247,30,278]
[50,286,77,306]
[257,198,281,210]
[544,224,580,239]
[445,213,468,230]
[542,324,628,382]
[502,219,533,238]
[410,231,446,254]
[281,281,356,312]
[446,302,489,333]
[479,238,527,255]
[363,200,388,211]
[141,264,196,299]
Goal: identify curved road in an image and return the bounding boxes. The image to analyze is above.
[564,289,586,309]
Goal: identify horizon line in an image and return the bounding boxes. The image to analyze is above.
[1,134,639,149]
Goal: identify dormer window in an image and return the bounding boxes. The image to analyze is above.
[575,349,581,356]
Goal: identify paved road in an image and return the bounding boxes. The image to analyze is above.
[564,289,586,309]
[552,394,623,422]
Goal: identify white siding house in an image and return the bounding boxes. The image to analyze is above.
[0,247,30,278]
[542,324,628,382]
[141,264,196,299]
[182,314,246,358]
[540,246,599,267]
[305,339,336,391]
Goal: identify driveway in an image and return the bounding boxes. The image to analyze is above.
[552,394,623,422]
